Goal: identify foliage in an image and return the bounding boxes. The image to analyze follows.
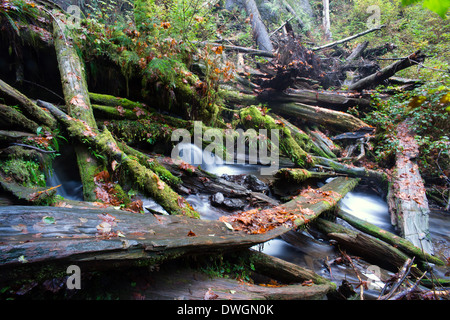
[364,77,450,179]
[402,0,450,18]
[328,0,450,81]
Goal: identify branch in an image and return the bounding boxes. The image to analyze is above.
[312,25,385,51]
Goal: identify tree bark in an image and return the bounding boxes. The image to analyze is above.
[335,208,444,265]
[270,101,370,132]
[387,120,434,255]
[53,18,101,201]
[0,79,56,130]
[312,25,385,51]
[348,50,426,91]
[322,0,332,41]
[38,99,200,218]
[314,218,423,277]
[243,0,274,52]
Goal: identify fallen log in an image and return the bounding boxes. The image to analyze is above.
[0,104,40,133]
[335,208,445,266]
[312,25,385,51]
[348,50,426,91]
[0,79,56,130]
[221,176,359,234]
[248,249,333,286]
[38,100,199,218]
[0,177,357,281]
[387,120,434,255]
[261,88,371,110]
[137,259,334,300]
[270,102,370,132]
[274,168,342,183]
[53,17,101,201]
[314,218,423,277]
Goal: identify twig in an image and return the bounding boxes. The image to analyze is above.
[378,258,415,300]
[269,16,295,38]
[340,249,365,300]
[390,270,427,300]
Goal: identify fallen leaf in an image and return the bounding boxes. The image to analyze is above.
[187,230,196,237]
[204,288,218,300]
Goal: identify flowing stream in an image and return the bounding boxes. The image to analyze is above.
[45,144,449,298]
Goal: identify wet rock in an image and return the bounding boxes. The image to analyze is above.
[223,198,245,210]
[244,174,269,193]
[211,192,224,206]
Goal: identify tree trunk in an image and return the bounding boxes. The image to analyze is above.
[270,101,370,132]
[243,0,274,52]
[348,50,426,91]
[322,0,332,41]
[387,120,434,255]
[0,79,56,130]
[315,218,423,277]
[312,25,385,51]
[335,208,445,265]
[53,18,101,201]
[38,100,200,218]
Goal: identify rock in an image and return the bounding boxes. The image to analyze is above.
[244,174,269,193]
[223,198,246,210]
[211,192,225,206]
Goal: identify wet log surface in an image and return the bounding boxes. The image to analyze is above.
[0,177,358,276]
[388,120,434,255]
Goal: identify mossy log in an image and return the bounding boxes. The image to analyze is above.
[314,156,388,185]
[270,114,334,158]
[38,100,199,218]
[314,218,423,277]
[0,79,56,129]
[0,104,40,133]
[335,208,445,266]
[274,168,341,183]
[248,249,333,286]
[240,106,310,167]
[0,177,357,279]
[53,19,101,201]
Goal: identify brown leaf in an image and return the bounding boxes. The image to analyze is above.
[204,288,218,300]
[187,230,196,237]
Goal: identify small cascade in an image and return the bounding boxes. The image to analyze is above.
[338,190,396,233]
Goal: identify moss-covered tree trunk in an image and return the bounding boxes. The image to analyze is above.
[52,18,101,201]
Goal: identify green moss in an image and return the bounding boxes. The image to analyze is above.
[239,106,311,168]
[0,159,46,188]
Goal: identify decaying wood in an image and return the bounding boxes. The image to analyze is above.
[261,88,371,110]
[314,218,423,277]
[387,120,434,255]
[275,168,341,183]
[53,18,101,201]
[348,50,426,91]
[0,79,56,129]
[271,101,370,132]
[335,208,445,266]
[38,100,199,218]
[312,25,385,51]
[243,0,274,52]
[0,177,358,278]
